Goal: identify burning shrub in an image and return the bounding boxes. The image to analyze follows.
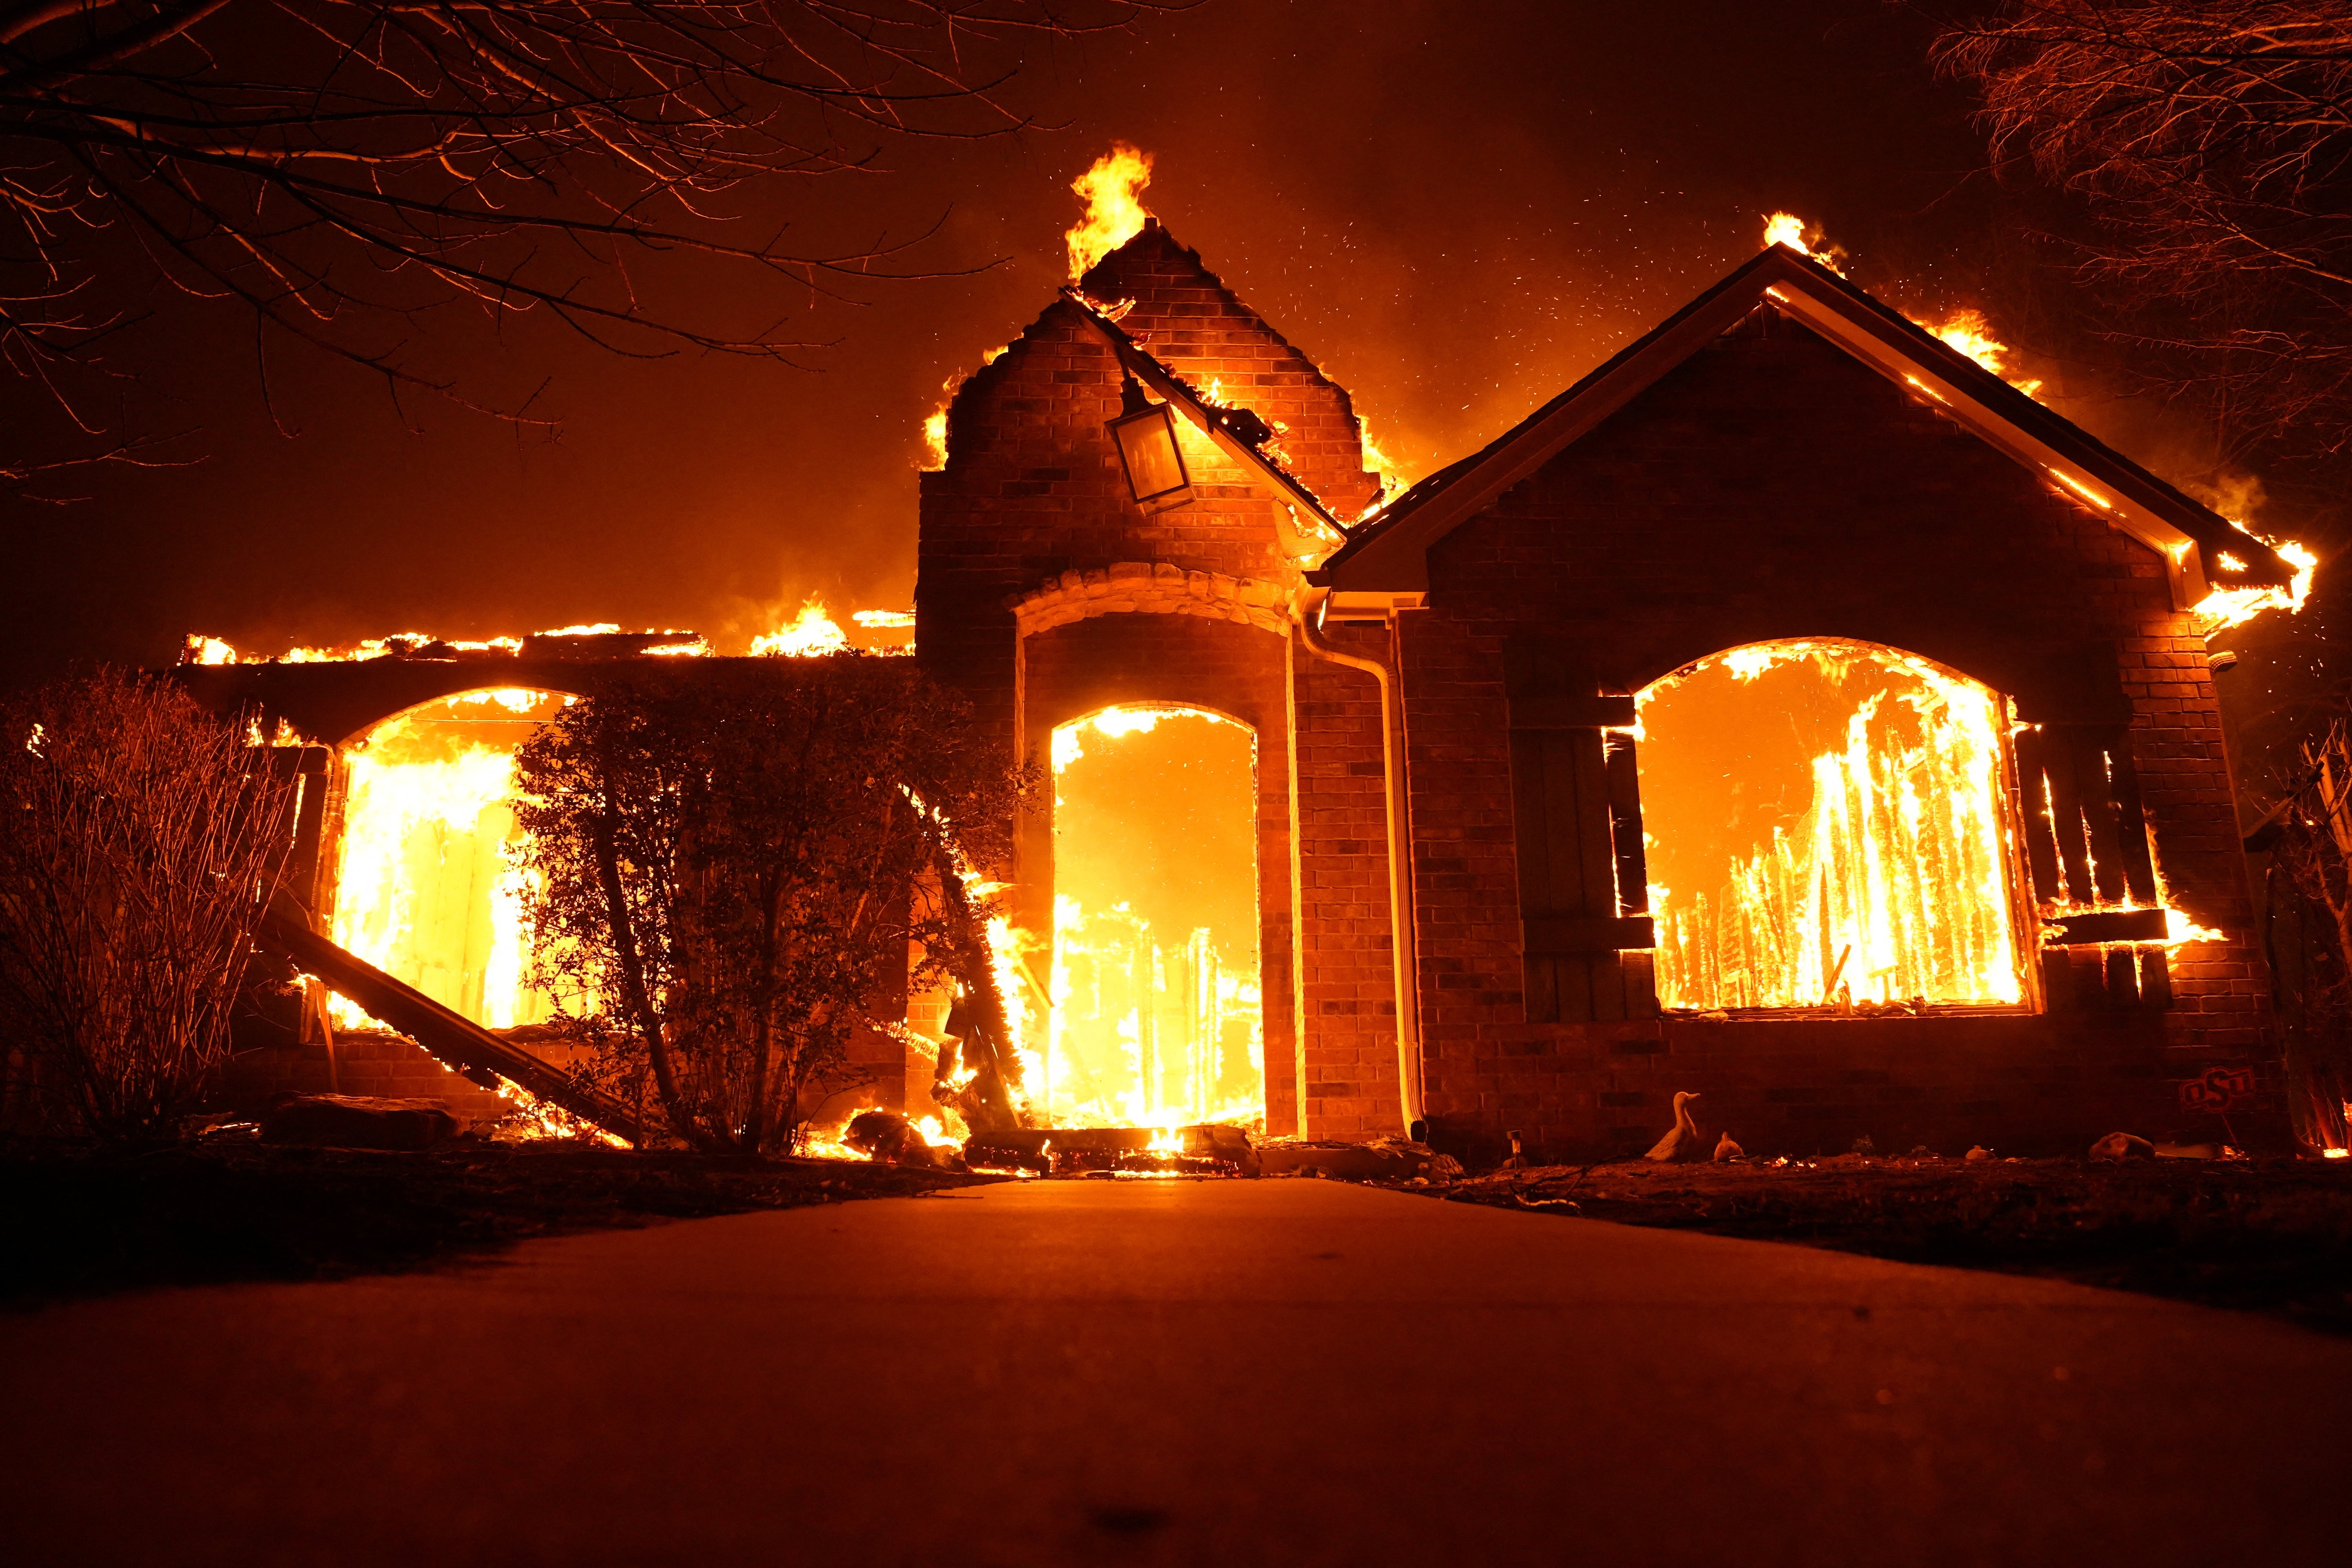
[512,659,1027,1155]
[0,669,296,1142]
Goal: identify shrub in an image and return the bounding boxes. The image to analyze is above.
[0,669,296,1142]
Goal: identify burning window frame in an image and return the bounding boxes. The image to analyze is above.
[1632,639,2044,1019]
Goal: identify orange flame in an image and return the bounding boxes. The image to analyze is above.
[1067,144,1154,282]
[1042,707,1265,1131]
[2193,536,2317,634]
[750,598,849,657]
[1764,212,1809,252]
[1643,644,2023,1011]
[328,690,572,1033]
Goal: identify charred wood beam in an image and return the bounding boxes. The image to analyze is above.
[258,901,643,1144]
[2041,908,2168,946]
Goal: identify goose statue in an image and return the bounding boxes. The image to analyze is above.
[1644,1091,1703,1162]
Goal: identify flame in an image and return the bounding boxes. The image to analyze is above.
[853,609,915,630]
[921,408,949,470]
[750,598,849,657]
[1764,212,1809,252]
[1929,309,2045,401]
[1643,643,2024,1011]
[1357,420,1403,504]
[186,623,722,665]
[1038,707,1265,1131]
[2192,536,2317,634]
[490,1079,627,1146]
[328,690,570,1031]
[1067,143,1154,281]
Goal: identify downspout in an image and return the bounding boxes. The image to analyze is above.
[1292,586,1426,1138]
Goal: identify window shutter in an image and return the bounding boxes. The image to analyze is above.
[1508,685,1657,1023]
[2012,722,2171,1011]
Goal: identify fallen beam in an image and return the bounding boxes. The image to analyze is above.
[258,902,645,1145]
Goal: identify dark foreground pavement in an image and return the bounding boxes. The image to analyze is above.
[3,1179,2347,1567]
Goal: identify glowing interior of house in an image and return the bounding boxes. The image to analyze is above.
[1636,642,2025,1013]
[1044,706,1263,1129]
[328,688,570,1031]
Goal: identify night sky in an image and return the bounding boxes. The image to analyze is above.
[0,2,2114,689]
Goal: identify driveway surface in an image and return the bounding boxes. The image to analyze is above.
[3,1178,2347,1566]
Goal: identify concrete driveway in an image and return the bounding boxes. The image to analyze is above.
[3,1178,2345,1566]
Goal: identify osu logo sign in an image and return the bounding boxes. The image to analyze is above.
[2178,1066,2255,1112]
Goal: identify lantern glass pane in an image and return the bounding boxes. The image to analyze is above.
[1115,410,1187,499]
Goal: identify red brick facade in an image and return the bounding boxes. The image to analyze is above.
[916,222,1384,1137]
[1383,305,2273,1160]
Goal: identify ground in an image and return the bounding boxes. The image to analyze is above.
[8,1140,2352,1335]
[1437,1153,2352,1334]
[0,1138,989,1307]
[3,1179,2346,1567]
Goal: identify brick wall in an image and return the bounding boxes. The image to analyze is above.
[1290,628,1406,1137]
[1401,303,2274,1159]
[915,223,1378,1136]
[917,221,1379,760]
[220,1031,515,1127]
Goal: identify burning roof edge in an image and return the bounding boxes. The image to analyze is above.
[1310,245,2295,612]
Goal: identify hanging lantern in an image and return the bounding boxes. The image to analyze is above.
[1107,374,1191,508]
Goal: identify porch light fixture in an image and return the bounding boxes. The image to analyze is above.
[1108,373,1191,508]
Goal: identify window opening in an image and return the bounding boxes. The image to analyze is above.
[1635,642,2024,1011]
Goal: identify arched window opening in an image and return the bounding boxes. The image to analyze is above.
[1046,706,1262,1129]
[1635,642,2025,1012]
[330,688,571,1029]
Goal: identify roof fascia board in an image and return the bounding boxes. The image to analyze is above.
[1062,293,1346,557]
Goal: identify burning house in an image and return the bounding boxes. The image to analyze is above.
[918,218,2301,1160]
[183,211,2312,1160]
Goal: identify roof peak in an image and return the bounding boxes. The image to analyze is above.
[1314,245,2288,610]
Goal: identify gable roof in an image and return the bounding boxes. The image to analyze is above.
[1060,287,1347,554]
[1310,245,2295,610]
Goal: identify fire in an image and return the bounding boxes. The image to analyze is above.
[1066,143,1154,281]
[1041,706,1264,1131]
[1764,212,1810,252]
[1641,642,2024,1011]
[328,690,571,1030]
[1357,418,1405,514]
[750,598,849,657]
[179,622,716,665]
[2193,536,2317,634]
[490,1079,627,1146]
[1929,309,2045,400]
[921,408,949,470]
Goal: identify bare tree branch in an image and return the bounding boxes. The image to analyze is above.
[1936,1,2352,456]
[2,0,1194,476]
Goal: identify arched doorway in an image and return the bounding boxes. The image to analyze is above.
[1635,641,2026,1011]
[329,688,572,1028]
[1045,704,1263,1128]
